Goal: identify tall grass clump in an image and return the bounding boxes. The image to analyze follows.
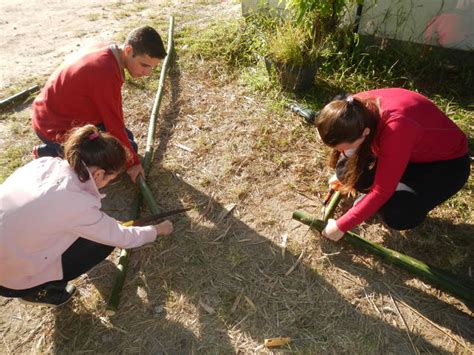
[180,14,277,73]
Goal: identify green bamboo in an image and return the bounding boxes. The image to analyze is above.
[293,210,474,304]
[121,207,192,227]
[105,194,143,315]
[106,16,175,314]
[143,16,175,171]
[0,85,39,110]
[323,190,342,222]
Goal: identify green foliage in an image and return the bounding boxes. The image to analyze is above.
[286,0,347,24]
[181,6,473,130]
[285,0,362,36]
[262,0,359,92]
[267,21,319,66]
[181,15,272,70]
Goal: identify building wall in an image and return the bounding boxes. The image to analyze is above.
[359,0,474,51]
[241,0,287,16]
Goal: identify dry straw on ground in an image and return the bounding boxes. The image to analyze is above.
[0,1,473,353]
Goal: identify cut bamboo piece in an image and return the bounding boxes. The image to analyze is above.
[293,210,474,304]
[323,190,342,221]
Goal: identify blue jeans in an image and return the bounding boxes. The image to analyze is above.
[34,124,138,158]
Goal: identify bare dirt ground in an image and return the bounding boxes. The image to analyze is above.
[0,0,160,92]
[1,1,473,354]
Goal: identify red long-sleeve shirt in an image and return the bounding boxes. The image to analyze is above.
[336,88,468,232]
[32,45,140,167]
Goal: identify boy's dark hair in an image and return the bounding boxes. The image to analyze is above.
[64,125,129,183]
[125,26,167,59]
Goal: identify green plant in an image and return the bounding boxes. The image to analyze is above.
[267,21,319,66]
[286,0,362,30]
[284,0,361,49]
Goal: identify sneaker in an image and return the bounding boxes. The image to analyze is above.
[396,182,415,194]
[31,143,63,158]
[20,284,76,308]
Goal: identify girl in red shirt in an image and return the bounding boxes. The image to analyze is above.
[315,88,470,241]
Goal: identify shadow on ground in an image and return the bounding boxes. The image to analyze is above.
[46,56,471,353]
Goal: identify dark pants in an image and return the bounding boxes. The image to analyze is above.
[34,123,138,158]
[336,154,471,230]
[0,239,114,298]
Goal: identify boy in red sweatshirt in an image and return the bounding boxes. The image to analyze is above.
[32,25,166,183]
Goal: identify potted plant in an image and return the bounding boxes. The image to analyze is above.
[266,21,321,91]
[265,0,359,91]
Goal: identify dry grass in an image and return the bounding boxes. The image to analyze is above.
[1,1,473,354]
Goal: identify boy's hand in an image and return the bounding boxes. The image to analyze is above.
[154,220,173,236]
[127,163,145,183]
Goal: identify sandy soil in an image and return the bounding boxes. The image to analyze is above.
[0,0,167,93]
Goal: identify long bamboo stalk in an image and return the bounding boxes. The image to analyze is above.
[0,85,39,110]
[293,210,474,304]
[106,17,175,314]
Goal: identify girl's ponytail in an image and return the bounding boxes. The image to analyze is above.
[316,96,379,194]
[63,125,128,182]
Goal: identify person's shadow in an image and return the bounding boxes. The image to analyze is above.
[47,50,468,354]
[47,47,203,353]
[75,170,457,353]
[322,213,474,342]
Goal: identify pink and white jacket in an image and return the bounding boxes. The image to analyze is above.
[0,157,156,290]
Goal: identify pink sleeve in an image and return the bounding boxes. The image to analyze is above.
[71,207,157,248]
[336,116,422,232]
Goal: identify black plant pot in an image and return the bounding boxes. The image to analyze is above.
[277,61,317,91]
[265,57,318,92]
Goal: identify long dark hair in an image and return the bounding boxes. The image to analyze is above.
[63,125,128,182]
[315,96,380,193]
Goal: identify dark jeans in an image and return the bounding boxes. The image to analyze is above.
[34,123,138,158]
[336,154,471,230]
[0,238,114,298]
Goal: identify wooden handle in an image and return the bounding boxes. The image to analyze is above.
[264,337,291,347]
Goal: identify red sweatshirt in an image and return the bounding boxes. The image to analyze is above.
[336,88,468,232]
[32,45,140,167]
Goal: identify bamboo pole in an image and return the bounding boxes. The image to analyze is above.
[121,207,193,227]
[323,190,342,221]
[0,85,39,110]
[292,210,474,304]
[106,194,142,314]
[106,17,175,314]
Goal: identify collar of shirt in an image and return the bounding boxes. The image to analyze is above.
[82,164,107,200]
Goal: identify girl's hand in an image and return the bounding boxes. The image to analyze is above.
[154,220,173,236]
[321,219,344,241]
[328,174,342,191]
